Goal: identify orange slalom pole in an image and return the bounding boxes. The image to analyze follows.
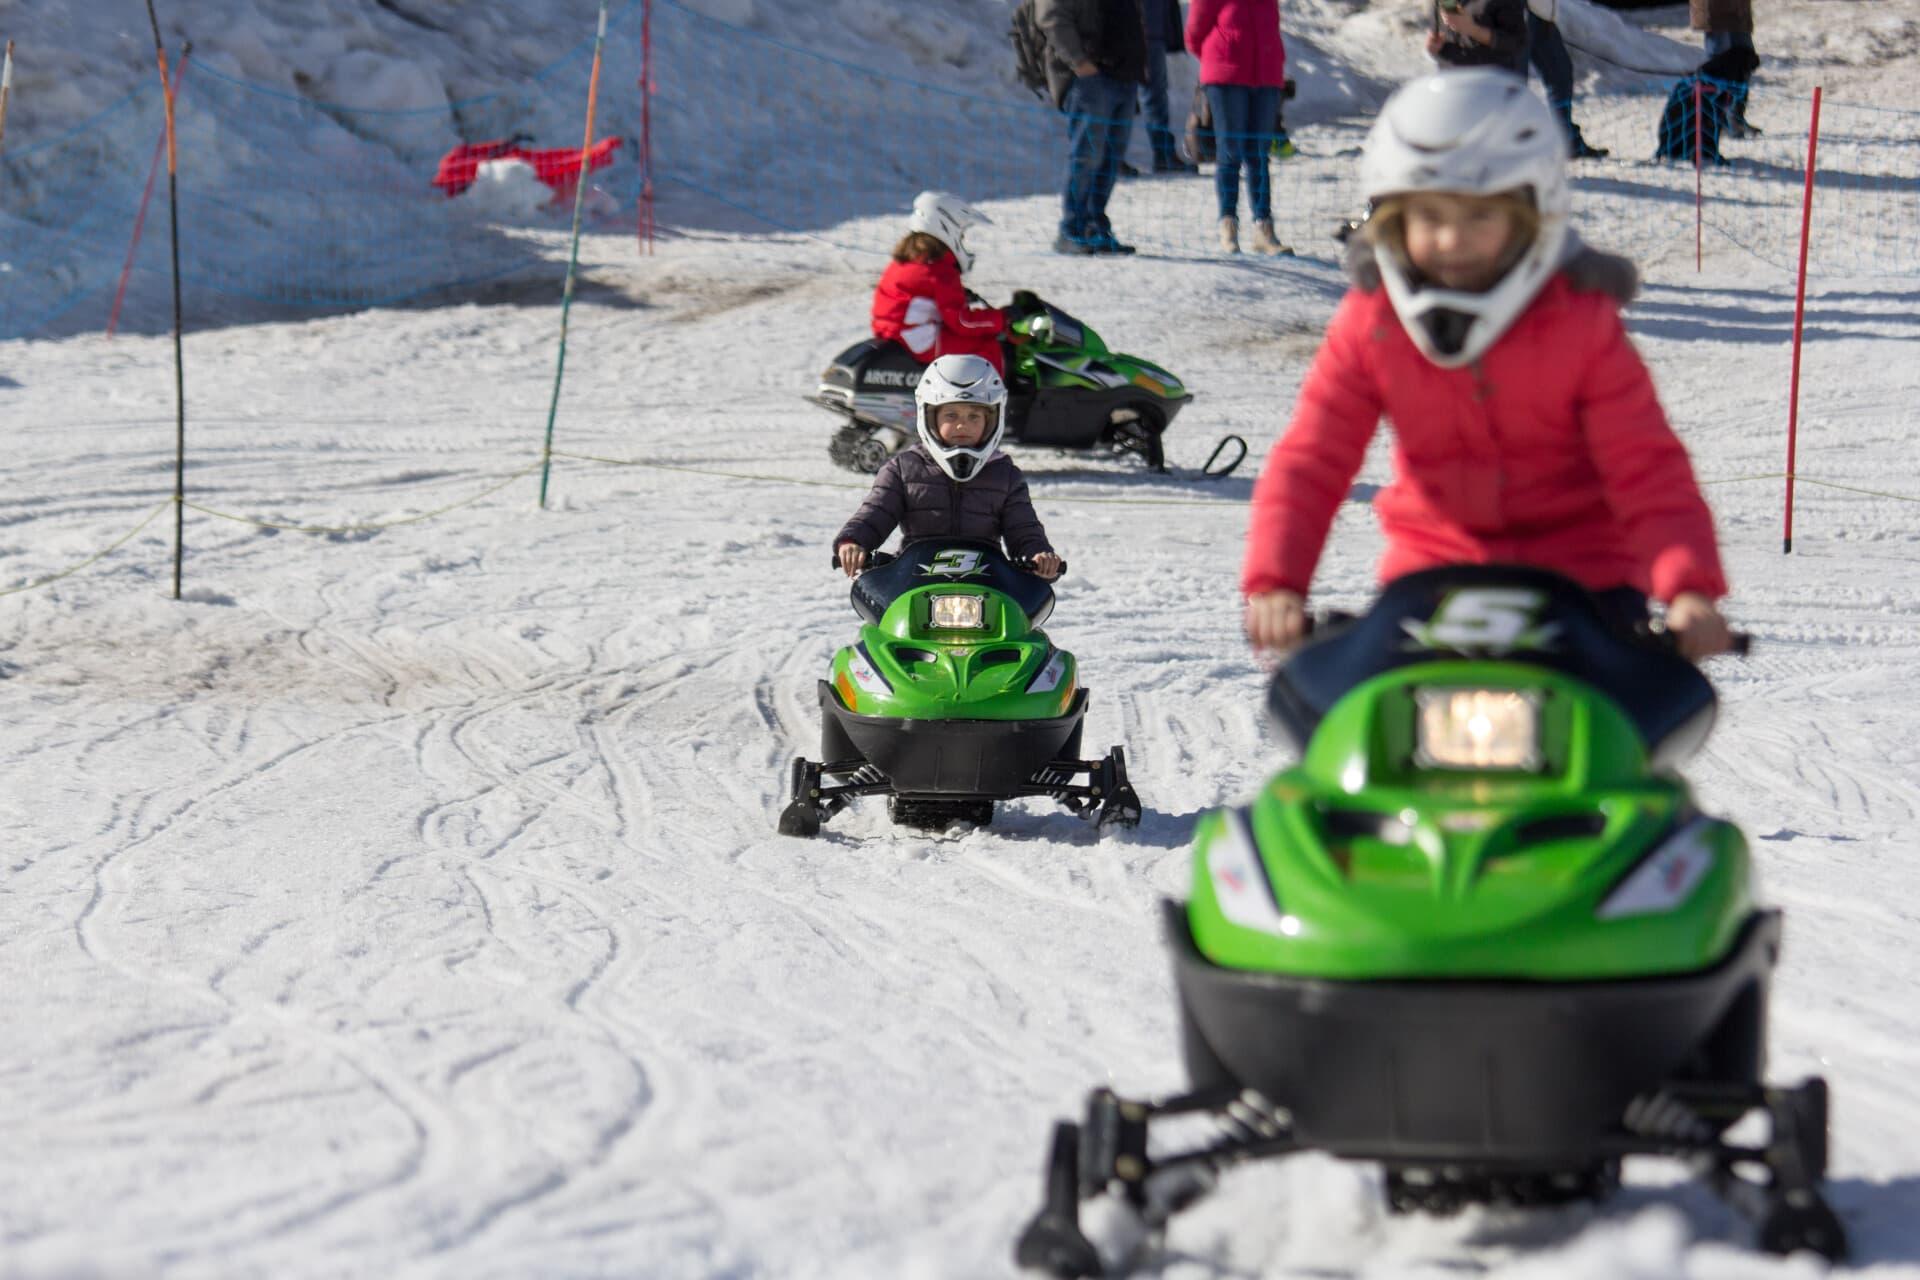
[142,0,187,599]
[108,45,189,338]
[1784,86,1823,556]
[1,41,15,158]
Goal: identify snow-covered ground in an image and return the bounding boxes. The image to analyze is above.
[3,1,1919,1277]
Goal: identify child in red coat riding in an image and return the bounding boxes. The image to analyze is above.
[1243,71,1733,660]
[872,191,1012,376]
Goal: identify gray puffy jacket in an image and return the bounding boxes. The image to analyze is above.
[835,445,1054,560]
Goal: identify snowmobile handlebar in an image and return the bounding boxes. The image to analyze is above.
[831,549,1066,579]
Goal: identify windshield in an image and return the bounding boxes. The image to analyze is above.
[1268,565,1714,759]
[851,539,1055,628]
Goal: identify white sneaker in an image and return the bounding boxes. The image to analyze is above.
[1218,215,1240,254]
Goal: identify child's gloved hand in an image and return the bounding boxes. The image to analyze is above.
[1665,592,1733,660]
[1245,590,1310,656]
[837,542,869,578]
[1030,552,1063,580]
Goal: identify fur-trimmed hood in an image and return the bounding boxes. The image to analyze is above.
[1344,230,1640,305]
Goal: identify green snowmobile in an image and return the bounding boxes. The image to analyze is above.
[1015,564,1845,1276]
[809,292,1233,476]
[777,538,1141,835]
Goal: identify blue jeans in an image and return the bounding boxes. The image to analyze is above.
[1526,14,1577,134]
[1205,84,1279,222]
[1140,40,1178,162]
[1061,74,1137,239]
[1705,30,1755,58]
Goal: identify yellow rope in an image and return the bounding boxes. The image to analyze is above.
[183,459,545,534]
[0,499,173,597]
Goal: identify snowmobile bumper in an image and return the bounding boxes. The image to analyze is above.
[1167,898,1782,1163]
[822,680,1088,797]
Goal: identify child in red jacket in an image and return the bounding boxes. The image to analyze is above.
[1243,71,1733,659]
[872,191,1012,375]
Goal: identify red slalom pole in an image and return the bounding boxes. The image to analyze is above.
[1693,78,1703,271]
[1783,86,1823,555]
[0,41,15,159]
[108,45,188,338]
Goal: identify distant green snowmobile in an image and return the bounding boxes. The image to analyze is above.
[1015,565,1845,1276]
[777,538,1140,835]
[809,292,1220,475]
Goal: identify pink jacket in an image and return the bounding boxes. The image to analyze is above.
[1242,276,1728,604]
[1186,0,1287,88]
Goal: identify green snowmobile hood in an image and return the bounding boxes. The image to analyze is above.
[1188,661,1754,981]
[830,578,1076,722]
[1010,310,1188,402]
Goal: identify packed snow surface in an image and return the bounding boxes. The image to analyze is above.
[3,0,1919,1278]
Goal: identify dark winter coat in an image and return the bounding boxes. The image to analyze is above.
[1036,0,1151,110]
[835,445,1054,560]
[1143,0,1187,50]
[1432,0,1528,75]
[1690,0,1753,35]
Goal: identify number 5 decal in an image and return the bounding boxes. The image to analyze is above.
[1404,588,1559,654]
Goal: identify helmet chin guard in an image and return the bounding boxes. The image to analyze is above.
[914,355,1008,483]
[1360,71,1572,368]
[909,190,991,275]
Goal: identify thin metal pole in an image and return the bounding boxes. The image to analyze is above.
[537,1,609,510]
[142,0,187,598]
[1784,86,1823,556]
[1693,78,1703,271]
[640,0,654,254]
[109,44,188,338]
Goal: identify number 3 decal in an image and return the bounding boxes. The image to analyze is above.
[925,549,986,577]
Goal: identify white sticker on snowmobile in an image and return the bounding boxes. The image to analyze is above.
[921,549,987,578]
[1026,650,1069,695]
[1206,810,1294,937]
[847,645,892,696]
[1597,818,1716,919]
[1403,588,1560,655]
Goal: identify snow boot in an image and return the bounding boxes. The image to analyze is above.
[1218,215,1240,254]
[1249,219,1293,256]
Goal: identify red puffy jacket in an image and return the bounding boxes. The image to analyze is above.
[1186,0,1287,88]
[871,253,1008,373]
[1242,275,1728,604]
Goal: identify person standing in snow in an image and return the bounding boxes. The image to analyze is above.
[1242,71,1733,660]
[1525,0,1607,158]
[1187,0,1292,255]
[1426,0,1528,75]
[1691,0,1760,135]
[1139,0,1196,172]
[871,192,1013,376]
[1037,0,1148,255]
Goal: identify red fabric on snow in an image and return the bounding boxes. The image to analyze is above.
[432,136,624,198]
[1242,275,1728,604]
[1186,0,1287,89]
[870,252,1009,375]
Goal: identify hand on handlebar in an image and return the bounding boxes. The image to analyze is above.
[1028,552,1064,581]
[836,542,869,578]
[1665,592,1736,660]
[1246,589,1310,659]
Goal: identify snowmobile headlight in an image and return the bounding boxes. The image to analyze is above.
[1413,688,1541,772]
[1597,819,1716,919]
[930,593,987,630]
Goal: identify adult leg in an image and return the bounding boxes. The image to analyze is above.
[1244,85,1279,223]
[1205,84,1247,220]
[1059,77,1103,248]
[1528,14,1605,157]
[1088,77,1137,250]
[1141,40,1180,166]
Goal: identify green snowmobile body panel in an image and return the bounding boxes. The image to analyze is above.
[830,551,1077,723]
[1010,305,1188,403]
[1188,660,1754,982]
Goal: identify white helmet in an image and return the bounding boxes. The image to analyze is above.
[1359,71,1571,368]
[914,355,1007,482]
[908,190,992,274]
